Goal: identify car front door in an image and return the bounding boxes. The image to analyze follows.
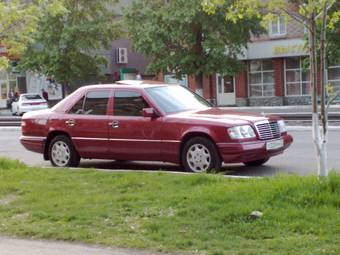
[65,89,111,159]
[108,89,163,161]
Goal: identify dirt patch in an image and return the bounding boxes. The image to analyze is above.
[0,194,17,206]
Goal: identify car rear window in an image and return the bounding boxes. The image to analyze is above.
[22,95,42,101]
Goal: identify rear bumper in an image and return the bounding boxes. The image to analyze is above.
[20,136,45,154]
[20,105,48,114]
[217,134,293,163]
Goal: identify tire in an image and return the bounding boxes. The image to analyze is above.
[48,135,80,167]
[182,137,221,173]
[243,158,269,166]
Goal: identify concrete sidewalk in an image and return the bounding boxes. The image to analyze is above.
[0,108,11,116]
[0,236,172,255]
[221,104,340,114]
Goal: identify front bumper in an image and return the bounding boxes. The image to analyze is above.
[217,133,293,163]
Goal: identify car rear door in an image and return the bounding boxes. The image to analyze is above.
[65,89,112,159]
[108,89,163,161]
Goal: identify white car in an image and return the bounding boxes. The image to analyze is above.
[11,93,48,116]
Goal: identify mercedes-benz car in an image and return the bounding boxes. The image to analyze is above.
[20,80,293,172]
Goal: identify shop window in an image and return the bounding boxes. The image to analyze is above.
[328,65,340,97]
[285,57,311,96]
[249,60,275,97]
[269,15,286,37]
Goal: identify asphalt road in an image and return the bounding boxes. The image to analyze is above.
[0,128,339,176]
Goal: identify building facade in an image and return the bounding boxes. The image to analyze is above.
[159,15,340,106]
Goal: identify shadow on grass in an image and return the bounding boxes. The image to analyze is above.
[76,159,282,177]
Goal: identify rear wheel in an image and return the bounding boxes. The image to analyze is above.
[243,158,269,166]
[182,137,221,173]
[48,135,80,167]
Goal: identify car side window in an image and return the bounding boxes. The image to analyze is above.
[68,90,110,115]
[83,90,110,115]
[68,96,85,114]
[114,90,149,116]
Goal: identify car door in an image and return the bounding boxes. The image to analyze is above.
[65,89,111,159]
[108,89,163,161]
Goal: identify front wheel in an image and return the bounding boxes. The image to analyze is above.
[182,137,221,173]
[243,158,269,166]
[48,135,80,167]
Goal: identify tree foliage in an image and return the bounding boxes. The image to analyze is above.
[202,0,340,64]
[19,0,122,91]
[124,0,264,85]
[0,0,41,69]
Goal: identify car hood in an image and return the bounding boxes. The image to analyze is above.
[168,108,272,125]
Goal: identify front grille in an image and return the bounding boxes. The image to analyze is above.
[255,121,281,140]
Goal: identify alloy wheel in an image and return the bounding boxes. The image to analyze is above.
[186,143,211,172]
[51,141,71,167]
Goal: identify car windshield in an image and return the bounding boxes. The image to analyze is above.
[145,85,212,114]
[22,95,42,101]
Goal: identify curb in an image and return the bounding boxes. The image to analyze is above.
[44,166,260,179]
[287,126,340,131]
[0,126,21,131]
[1,126,340,132]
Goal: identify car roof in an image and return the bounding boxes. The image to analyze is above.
[79,80,176,91]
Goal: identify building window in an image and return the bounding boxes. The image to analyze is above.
[269,16,286,37]
[285,57,311,96]
[248,60,275,97]
[328,65,340,96]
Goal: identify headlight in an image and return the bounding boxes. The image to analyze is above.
[228,125,256,139]
[278,120,287,133]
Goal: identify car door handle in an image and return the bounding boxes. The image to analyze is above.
[109,120,119,128]
[65,119,76,126]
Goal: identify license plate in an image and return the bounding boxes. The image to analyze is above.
[266,139,284,150]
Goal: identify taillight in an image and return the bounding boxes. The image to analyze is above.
[21,120,26,127]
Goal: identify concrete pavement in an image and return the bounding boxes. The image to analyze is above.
[0,236,171,255]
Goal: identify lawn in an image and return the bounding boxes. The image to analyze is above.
[0,157,339,255]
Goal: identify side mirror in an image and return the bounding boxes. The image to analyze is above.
[143,108,158,118]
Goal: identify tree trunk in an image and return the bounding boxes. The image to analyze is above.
[63,83,71,97]
[319,1,329,177]
[308,12,323,177]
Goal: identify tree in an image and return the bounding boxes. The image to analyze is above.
[124,0,264,91]
[0,0,40,69]
[19,0,122,93]
[203,0,340,177]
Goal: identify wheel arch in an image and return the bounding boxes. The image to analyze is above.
[179,131,221,163]
[44,131,72,160]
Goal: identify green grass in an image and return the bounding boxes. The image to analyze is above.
[0,157,339,255]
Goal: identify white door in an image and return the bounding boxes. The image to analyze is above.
[216,74,236,106]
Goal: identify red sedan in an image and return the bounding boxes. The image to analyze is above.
[20,80,293,172]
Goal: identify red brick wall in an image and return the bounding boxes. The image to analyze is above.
[188,75,196,91]
[210,75,216,101]
[203,76,211,99]
[235,69,248,98]
[273,58,284,97]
